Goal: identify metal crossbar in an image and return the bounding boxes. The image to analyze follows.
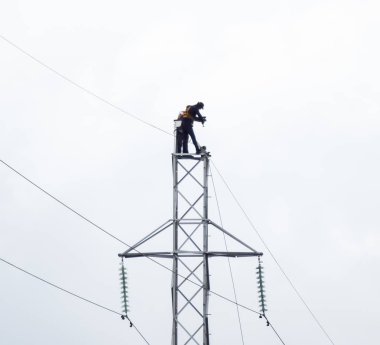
[178,287,203,317]
[178,193,203,217]
[177,191,204,219]
[178,321,202,345]
[177,160,203,188]
[178,260,203,287]
[184,324,203,345]
[178,224,202,251]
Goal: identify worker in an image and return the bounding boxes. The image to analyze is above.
[177,102,206,154]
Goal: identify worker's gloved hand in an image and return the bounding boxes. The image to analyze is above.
[202,116,207,123]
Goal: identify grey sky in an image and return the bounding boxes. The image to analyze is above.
[1,0,380,344]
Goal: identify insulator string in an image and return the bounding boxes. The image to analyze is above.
[120,258,129,316]
[256,257,267,316]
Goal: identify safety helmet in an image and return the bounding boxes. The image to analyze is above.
[196,102,204,109]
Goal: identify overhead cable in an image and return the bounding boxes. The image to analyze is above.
[265,316,287,345]
[0,256,151,345]
[0,34,172,136]
[211,167,288,345]
[210,166,246,345]
[211,161,335,345]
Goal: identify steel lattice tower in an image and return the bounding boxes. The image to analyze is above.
[119,126,262,345]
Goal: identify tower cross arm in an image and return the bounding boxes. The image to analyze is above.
[118,251,175,259]
[208,220,261,254]
[207,251,263,257]
[119,220,173,256]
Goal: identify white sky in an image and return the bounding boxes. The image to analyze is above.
[1,0,380,344]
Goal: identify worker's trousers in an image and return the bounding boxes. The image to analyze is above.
[181,121,200,153]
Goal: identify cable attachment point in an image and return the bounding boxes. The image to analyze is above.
[120,258,130,317]
[121,315,133,328]
[256,257,268,317]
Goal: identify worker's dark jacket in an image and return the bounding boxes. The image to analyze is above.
[177,105,203,153]
[182,105,204,126]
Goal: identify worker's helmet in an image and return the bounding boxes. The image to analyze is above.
[196,102,204,109]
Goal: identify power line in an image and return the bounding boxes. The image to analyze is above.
[0,158,262,318]
[211,167,288,345]
[0,34,172,137]
[0,159,129,246]
[211,161,335,345]
[0,256,151,345]
[210,166,246,345]
[265,317,287,345]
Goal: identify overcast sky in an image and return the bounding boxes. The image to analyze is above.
[1,1,380,344]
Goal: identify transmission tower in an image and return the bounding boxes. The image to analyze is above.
[119,124,262,345]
